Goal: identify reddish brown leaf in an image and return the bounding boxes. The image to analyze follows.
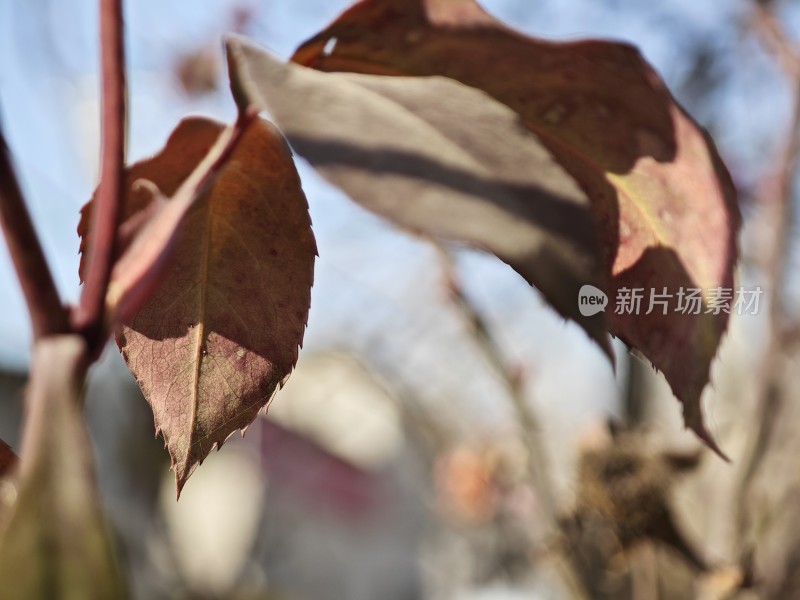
[290,0,740,453]
[79,117,316,494]
[78,109,257,325]
[110,110,258,326]
[227,38,611,354]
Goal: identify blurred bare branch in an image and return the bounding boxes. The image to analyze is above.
[737,0,800,579]
[435,245,594,600]
[0,123,69,339]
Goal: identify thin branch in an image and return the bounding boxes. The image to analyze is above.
[736,5,800,552]
[436,247,557,519]
[750,9,800,326]
[435,247,589,600]
[74,0,127,344]
[0,127,69,339]
[751,6,800,80]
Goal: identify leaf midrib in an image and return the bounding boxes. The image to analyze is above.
[188,198,214,467]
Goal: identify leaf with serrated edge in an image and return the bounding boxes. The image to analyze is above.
[79,117,316,494]
[289,0,740,455]
[227,37,611,357]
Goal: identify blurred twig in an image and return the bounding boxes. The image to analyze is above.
[435,245,591,600]
[753,6,800,325]
[436,247,555,519]
[736,2,800,558]
[751,5,800,80]
[0,123,69,339]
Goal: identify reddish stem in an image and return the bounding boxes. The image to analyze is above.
[0,128,69,339]
[108,106,259,324]
[73,0,127,347]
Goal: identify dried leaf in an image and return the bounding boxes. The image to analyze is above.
[290,0,740,452]
[226,37,611,353]
[79,117,316,494]
[0,336,125,598]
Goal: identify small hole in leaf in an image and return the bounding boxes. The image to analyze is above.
[322,37,338,56]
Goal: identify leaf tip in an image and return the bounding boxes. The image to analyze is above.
[225,34,255,115]
[684,401,730,462]
[173,463,194,501]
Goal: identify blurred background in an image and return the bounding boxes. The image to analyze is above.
[0,0,798,598]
